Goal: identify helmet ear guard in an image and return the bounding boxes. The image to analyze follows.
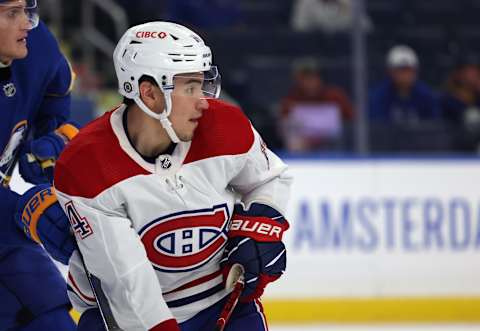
[113,21,221,143]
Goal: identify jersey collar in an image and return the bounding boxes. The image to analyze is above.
[110,104,191,175]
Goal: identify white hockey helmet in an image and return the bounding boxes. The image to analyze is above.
[386,45,418,69]
[113,21,221,143]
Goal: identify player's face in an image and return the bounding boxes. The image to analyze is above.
[169,72,209,141]
[0,0,31,64]
[389,67,417,90]
[295,71,323,97]
[458,65,480,90]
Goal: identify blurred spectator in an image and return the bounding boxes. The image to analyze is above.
[291,0,372,33]
[163,0,242,30]
[441,59,480,125]
[368,45,440,124]
[441,58,480,150]
[279,58,353,152]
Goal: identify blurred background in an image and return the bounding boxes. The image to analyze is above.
[35,0,480,330]
[40,0,480,156]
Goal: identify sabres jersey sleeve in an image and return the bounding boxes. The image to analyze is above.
[54,116,173,330]
[30,22,73,136]
[0,186,24,246]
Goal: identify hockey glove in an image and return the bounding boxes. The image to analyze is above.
[19,122,79,184]
[220,203,289,302]
[15,184,76,264]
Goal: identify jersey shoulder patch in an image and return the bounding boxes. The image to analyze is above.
[184,99,254,164]
[55,110,150,198]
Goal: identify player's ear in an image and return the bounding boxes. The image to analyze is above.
[139,81,164,109]
[139,81,155,105]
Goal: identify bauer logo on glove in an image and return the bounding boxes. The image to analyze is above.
[15,184,76,265]
[229,216,287,241]
[20,186,57,243]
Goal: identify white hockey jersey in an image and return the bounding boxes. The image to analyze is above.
[54,99,292,330]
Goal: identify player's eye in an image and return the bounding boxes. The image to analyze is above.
[7,7,23,18]
[185,86,196,95]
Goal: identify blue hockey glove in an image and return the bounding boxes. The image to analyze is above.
[220,203,289,302]
[15,184,76,264]
[19,122,79,184]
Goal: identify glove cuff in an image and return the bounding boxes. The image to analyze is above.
[19,185,58,243]
[55,122,79,141]
[240,273,280,303]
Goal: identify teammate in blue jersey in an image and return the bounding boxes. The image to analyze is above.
[0,1,77,330]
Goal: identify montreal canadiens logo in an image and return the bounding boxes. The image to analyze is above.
[139,204,230,273]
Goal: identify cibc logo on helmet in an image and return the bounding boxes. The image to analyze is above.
[135,31,168,39]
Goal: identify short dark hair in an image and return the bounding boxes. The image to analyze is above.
[123,75,159,106]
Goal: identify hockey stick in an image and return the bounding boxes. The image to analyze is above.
[215,264,245,331]
[0,144,25,187]
[77,252,122,331]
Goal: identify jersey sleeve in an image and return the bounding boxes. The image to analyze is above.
[229,127,293,216]
[0,186,23,245]
[67,250,98,313]
[32,24,74,136]
[34,55,73,136]
[55,188,174,330]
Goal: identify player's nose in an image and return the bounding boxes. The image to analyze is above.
[20,11,32,31]
[197,97,209,111]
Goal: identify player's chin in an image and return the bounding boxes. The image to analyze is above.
[178,129,195,142]
[177,120,200,141]
[13,46,28,59]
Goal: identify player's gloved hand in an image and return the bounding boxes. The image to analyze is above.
[19,122,79,184]
[14,184,76,264]
[220,203,289,302]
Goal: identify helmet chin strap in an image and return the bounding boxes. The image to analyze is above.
[159,89,181,143]
[133,91,180,143]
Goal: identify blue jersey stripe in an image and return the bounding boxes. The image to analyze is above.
[166,283,224,308]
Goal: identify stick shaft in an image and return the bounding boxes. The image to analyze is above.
[78,251,122,330]
[215,264,245,331]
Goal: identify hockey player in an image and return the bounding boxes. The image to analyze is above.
[54,22,292,331]
[0,0,77,330]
